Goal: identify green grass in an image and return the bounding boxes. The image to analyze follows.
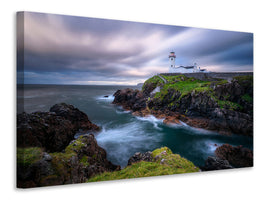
[87,147,199,182]
[241,94,253,103]
[234,75,253,83]
[50,136,87,164]
[154,79,211,100]
[17,147,43,168]
[80,155,90,167]
[217,100,243,110]
[142,75,164,91]
[65,137,87,154]
[151,146,173,157]
[161,75,189,83]
[148,75,248,112]
[48,136,91,176]
[215,79,228,85]
[234,75,253,88]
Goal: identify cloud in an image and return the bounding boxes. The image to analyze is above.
[18,12,253,85]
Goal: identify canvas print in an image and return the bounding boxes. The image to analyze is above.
[17,11,253,188]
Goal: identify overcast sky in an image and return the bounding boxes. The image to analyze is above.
[17,12,253,85]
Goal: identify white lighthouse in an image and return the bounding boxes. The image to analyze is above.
[167,52,208,73]
[169,51,176,73]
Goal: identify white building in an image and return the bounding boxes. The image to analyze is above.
[168,52,207,73]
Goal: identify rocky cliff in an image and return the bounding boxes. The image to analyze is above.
[17,103,119,188]
[113,74,253,136]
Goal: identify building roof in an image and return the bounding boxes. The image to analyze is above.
[179,66,194,69]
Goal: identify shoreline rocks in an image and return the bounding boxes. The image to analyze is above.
[17,103,120,188]
[200,156,233,171]
[88,147,199,182]
[17,103,100,152]
[112,75,253,136]
[201,144,253,171]
[17,134,120,188]
[215,144,253,168]
[127,152,153,166]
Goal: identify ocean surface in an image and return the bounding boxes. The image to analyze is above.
[17,84,253,168]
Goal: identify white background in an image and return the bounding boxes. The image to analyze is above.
[1,0,266,199]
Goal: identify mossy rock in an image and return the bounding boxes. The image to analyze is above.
[17,147,43,168]
[88,147,199,182]
[154,78,212,101]
[149,75,247,112]
[241,94,253,103]
[65,136,88,154]
[142,75,164,91]
[151,147,173,158]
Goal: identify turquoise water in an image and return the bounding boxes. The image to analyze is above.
[18,84,253,168]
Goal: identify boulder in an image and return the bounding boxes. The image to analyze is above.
[17,134,120,188]
[215,144,253,168]
[17,103,100,152]
[113,88,146,111]
[127,151,153,165]
[49,103,99,131]
[200,156,233,171]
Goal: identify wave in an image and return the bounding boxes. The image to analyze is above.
[95,121,161,167]
[165,120,218,136]
[115,110,131,114]
[203,140,223,154]
[134,114,218,135]
[135,115,164,130]
[190,140,223,161]
[95,95,114,102]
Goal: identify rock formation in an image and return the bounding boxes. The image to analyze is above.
[215,144,253,168]
[17,103,119,188]
[88,147,199,182]
[112,74,253,136]
[200,156,233,171]
[127,151,153,166]
[17,103,100,152]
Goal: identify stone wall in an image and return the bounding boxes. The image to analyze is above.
[160,72,253,81]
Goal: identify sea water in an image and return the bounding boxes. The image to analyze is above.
[18,84,253,168]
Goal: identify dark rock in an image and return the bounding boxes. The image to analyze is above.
[215,144,253,168]
[103,95,109,98]
[17,103,100,152]
[127,151,153,165]
[113,75,253,136]
[208,108,253,136]
[147,78,253,136]
[17,134,120,188]
[113,88,146,111]
[142,82,158,97]
[50,103,99,131]
[200,156,233,171]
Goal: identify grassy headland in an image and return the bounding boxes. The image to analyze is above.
[88,147,199,182]
[144,74,253,112]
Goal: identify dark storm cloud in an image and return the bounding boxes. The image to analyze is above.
[210,42,253,66]
[19,12,253,85]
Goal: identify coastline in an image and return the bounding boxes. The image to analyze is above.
[112,74,253,137]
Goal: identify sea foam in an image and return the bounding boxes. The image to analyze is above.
[135,115,164,130]
[95,121,161,167]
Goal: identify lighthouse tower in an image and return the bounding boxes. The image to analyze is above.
[193,63,198,72]
[169,51,176,73]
